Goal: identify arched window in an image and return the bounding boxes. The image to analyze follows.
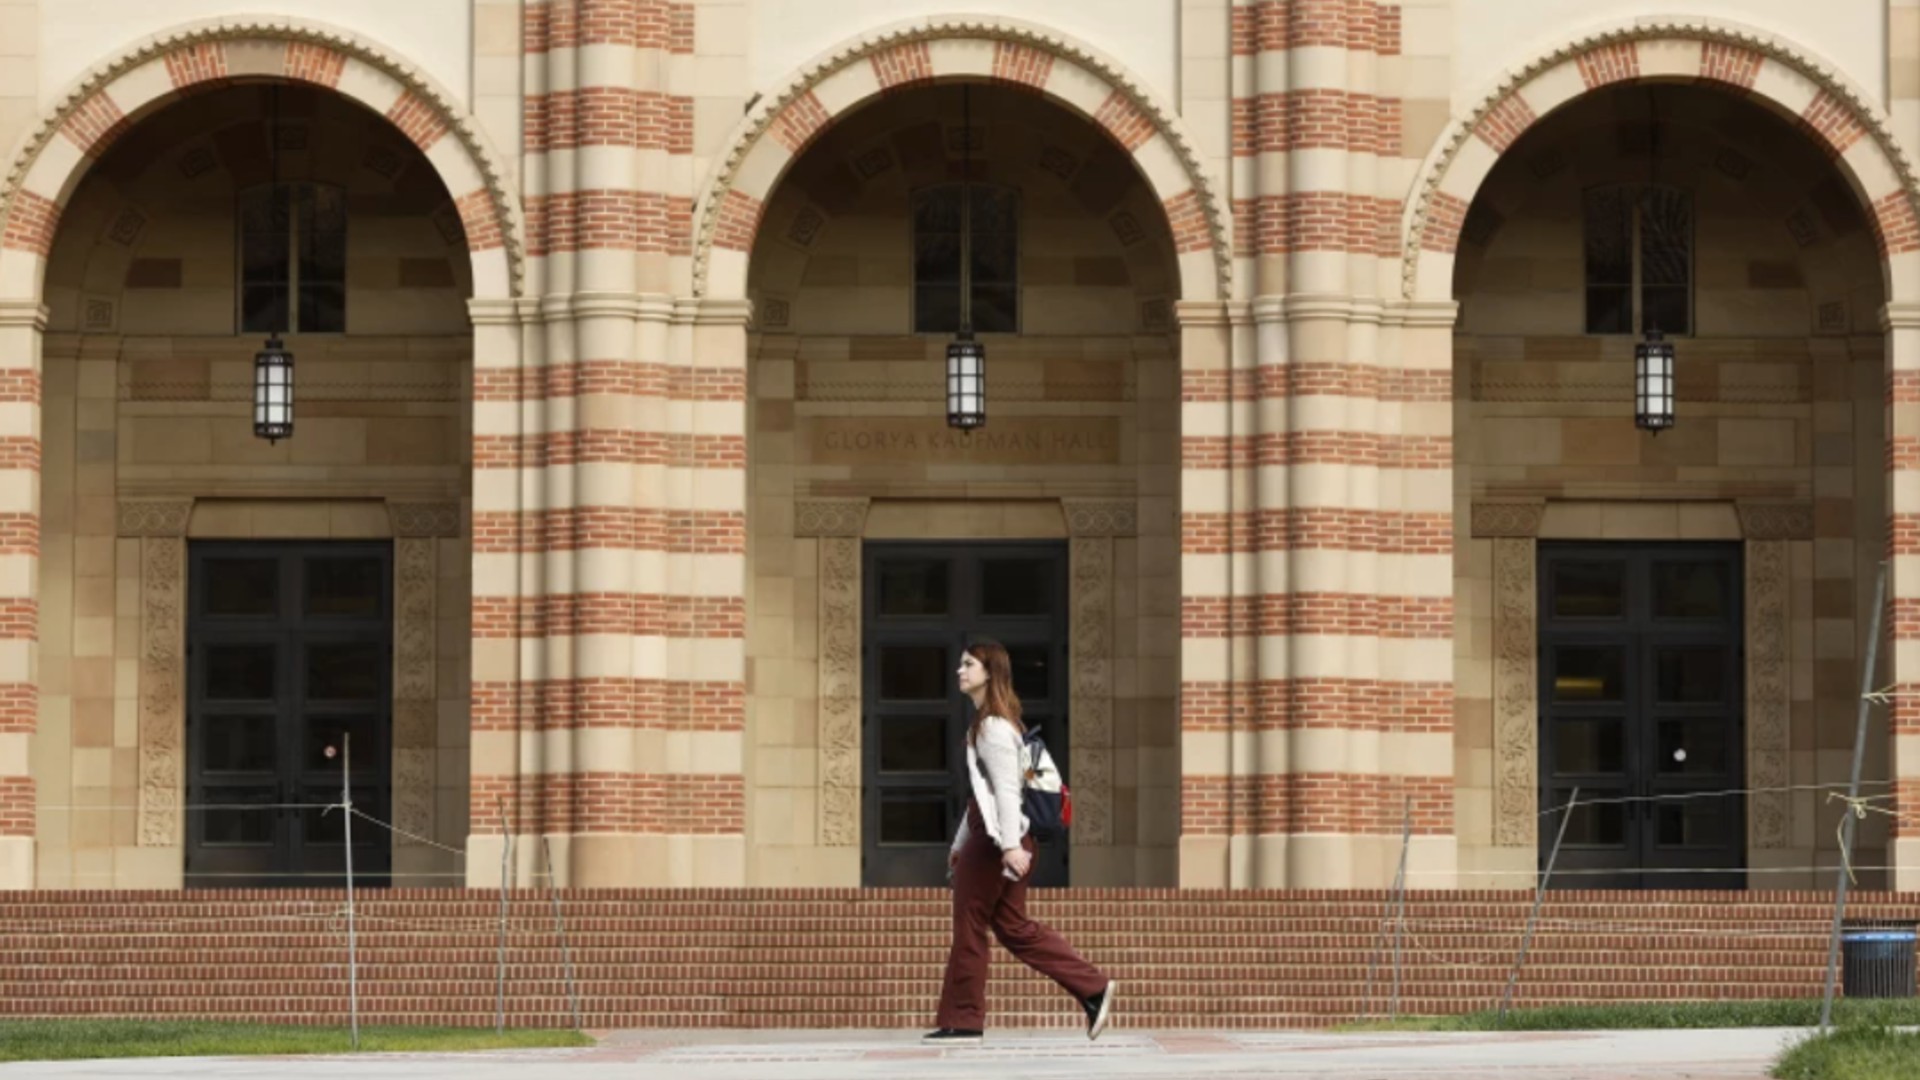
[1584,183,1692,335]
[912,183,1018,334]
[238,182,347,334]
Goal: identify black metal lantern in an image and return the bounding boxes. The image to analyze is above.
[254,334,294,443]
[946,332,985,429]
[946,83,985,431]
[1634,325,1674,434]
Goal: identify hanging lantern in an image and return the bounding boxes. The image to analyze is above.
[946,332,985,430]
[254,334,294,443]
[1634,325,1674,434]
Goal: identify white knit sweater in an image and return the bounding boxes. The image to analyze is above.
[950,715,1028,855]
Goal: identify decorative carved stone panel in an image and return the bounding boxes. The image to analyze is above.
[1070,537,1116,845]
[1063,500,1138,538]
[1736,502,1814,541]
[1746,540,1791,849]
[796,499,870,538]
[138,537,185,847]
[391,539,437,846]
[1473,502,1545,539]
[1492,537,1537,848]
[119,499,192,538]
[388,501,460,538]
[817,537,862,847]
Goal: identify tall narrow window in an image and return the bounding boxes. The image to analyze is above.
[912,184,1018,334]
[1584,184,1692,335]
[239,183,346,334]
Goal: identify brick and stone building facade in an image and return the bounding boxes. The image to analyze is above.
[1,0,1918,897]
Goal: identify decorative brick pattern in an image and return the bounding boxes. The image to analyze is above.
[1474,94,1536,152]
[59,93,128,156]
[0,682,32,733]
[1180,431,1450,468]
[0,514,37,556]
[869,42,934,90]
[1094,90,1155,151]
[472,362,744,403]
[473,431,746,469]
[452,189,504,250]
[531,0,692,51]
[471,508,746,554]
[1239,193,1403,255]
[163,42,227,87]
[283,41,348,88]
[1236,91,1402,154]
[1230,0,1398,54]
[1181,509,1451,554]
[1422,191,1469,253]
[1,190,60,256]
[471,679,745,731]
[525,191,692,255]
[525,89,694,153]
[1575,41,1639,88]
[1181,363,1449,403]
[471,773,745,834]
[1873,190,1920,255]
[712,190,764,252]
[0,776,31,836]
[472,594,746,640]
[1802,91,1868,155]
[0,599,37,640]
[1163,190,1212,254]
[1180,679,1453,731]
[386,91,450,150]
[1179,594,1453,639]
[770,92,831,154]
[1699,41,1764,88]
[0,436,42,473]
[991,41,1053,90]
[1181,774,1453,835]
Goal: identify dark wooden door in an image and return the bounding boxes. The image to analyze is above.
[861,542,1070,888]
[184,541,393,888]
[1538,542,1745,889]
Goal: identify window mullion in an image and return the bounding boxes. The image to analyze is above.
[287,185,301,333]
[1630,190,1643,333]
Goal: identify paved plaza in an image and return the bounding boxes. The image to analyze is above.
[0,1027,1803,1079]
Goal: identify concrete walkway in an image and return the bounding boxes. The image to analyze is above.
[0,1026,1813,1079]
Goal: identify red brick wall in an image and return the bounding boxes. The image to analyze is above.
[5,891,1910,1028]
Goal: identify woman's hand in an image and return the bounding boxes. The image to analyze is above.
[1001,846,1033,879]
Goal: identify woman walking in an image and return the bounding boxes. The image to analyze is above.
[925,638,1116,1043]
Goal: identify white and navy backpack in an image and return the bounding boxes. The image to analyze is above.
[1016,725,1073,842]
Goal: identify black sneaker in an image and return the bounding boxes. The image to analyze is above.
[923,1028,983,1042]
[1082,981,1116,1040]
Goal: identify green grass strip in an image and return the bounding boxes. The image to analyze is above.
[1772,1025,1920,1080]
[1337,998,1920,1032]
[0,1019,594,1062]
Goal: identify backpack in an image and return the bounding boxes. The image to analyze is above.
[973,722,1073,843]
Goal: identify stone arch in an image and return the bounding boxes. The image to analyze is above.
[692,15,1232,303]
[1400,17,1920,304]
[0,16,524,300]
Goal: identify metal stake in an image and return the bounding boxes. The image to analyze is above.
[496,794,512,1035]
[1499,786,1579,1025]
[1391,794,1411,1020]
[1821,562,1888,1032]
[543,836,584,1031]
[343,732,359,1050]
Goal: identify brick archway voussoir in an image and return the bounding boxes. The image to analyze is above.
[696,16,1231,304]
[1402,20,1920,305]
[0,20,524,300]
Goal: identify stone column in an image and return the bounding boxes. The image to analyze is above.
[1886,301,1920,890]
[0,300,38,887]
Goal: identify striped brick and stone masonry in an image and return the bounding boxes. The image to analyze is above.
[1404,31,1920,890]
[0,28,517,888]
[1190,0,1448,888]
[469,1,743,887]
[0,302,37,888]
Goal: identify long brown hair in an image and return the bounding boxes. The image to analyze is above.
[964,638,1025,746]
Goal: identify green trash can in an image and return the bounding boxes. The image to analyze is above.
[1841,928,1917,998]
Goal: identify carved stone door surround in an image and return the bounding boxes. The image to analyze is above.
[1473,499,1801,858]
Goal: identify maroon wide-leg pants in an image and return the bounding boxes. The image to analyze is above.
[933,799,1109,1029]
